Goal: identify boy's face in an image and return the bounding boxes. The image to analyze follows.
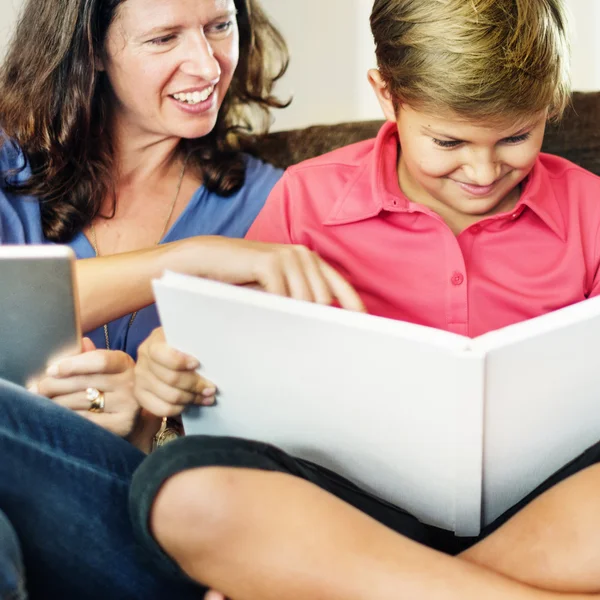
[368,71,547,228]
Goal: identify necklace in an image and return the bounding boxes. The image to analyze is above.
[89,155,188,350]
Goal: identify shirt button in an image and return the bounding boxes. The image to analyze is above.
[511,212,520,219]
[451,272,464,286]
[471,224,482,234]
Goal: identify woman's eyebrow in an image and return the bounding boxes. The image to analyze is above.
[139,9,237,38]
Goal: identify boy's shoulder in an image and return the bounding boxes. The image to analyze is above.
[538,152,600,189]
[277,123,394,217]
[532,153,600,237]
[286,136,378,177]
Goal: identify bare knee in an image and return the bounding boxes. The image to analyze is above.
[150,467,245,565]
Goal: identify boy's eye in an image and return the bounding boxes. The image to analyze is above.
[432,131,532,149]
[432,138,462,149]
[502,132,532,144]
[148,34,177,46]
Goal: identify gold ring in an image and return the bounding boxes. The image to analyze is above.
[86,387,105,413]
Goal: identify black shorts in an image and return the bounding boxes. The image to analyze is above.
[129,435,600,583]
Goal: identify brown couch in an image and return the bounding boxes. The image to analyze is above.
[247,91,600,175]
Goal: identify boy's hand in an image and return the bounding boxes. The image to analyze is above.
[134,328,216,418]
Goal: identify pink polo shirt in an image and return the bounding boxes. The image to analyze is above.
[246,122,600,337]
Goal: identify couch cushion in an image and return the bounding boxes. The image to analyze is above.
[247,92,600,176]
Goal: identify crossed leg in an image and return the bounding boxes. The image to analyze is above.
[131,437,600,600]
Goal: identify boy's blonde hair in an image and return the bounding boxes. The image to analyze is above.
[371,0,571,123]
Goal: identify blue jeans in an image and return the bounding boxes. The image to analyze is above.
[0,378,200,599]
[0,509,26,600]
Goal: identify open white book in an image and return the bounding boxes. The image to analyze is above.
[154,271,600,536]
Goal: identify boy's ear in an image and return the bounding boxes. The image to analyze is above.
[368,68,397,123]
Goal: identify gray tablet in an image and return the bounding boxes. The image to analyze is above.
[0,245,81,387]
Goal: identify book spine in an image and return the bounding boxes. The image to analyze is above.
[452,350,485,536]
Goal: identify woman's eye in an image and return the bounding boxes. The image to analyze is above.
[432,138,462,149]
[209,20,233,35]
[148,34,176,46]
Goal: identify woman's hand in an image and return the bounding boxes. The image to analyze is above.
[32,338,140,439]
[178,237,366,312]
[135,328,214,419]
[77,237,364,332]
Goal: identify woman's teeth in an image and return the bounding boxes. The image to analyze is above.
[172,86,214,105]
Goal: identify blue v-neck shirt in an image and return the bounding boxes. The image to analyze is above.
[0,142,283,358]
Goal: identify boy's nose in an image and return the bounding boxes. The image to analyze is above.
[464,153,502,186]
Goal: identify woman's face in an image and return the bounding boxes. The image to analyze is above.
[101,0,239,142]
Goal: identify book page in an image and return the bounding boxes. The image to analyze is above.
[154,273,484,534]
[479,299,600,524]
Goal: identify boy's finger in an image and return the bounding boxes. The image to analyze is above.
[146,341,199,372]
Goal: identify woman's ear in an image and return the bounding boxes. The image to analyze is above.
[95,52,105,72]
[368,68,397,123]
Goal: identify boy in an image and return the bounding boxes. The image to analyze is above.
[132,1,600,598]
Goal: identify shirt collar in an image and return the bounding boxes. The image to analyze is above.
[324,122,567,241]
[323,122,404,225]
[515,157,566,241]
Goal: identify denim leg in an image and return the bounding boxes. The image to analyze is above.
[0,509,26,600]
[0,378,201,600]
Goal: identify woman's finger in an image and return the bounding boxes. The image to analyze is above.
[280,247,317,302]
[294,247,335,306]
[50,391,92,411]
[46,349,133,378]
[319,260,366,312]
[36,371,130,398]
[251,252,289,297]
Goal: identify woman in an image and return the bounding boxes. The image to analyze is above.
[0,0,362,597]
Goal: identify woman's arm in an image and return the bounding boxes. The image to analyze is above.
[76,236,365,332]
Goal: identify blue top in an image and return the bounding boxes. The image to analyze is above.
[0,141,44,244]
[0,144,283,358]
[69,156,283,358]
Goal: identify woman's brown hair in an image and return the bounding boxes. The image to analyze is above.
[370,0,571,125]
[0,0,289,242]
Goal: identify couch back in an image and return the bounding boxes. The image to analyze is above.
[247,92,600,176]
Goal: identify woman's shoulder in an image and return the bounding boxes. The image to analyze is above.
[242,154,284,192]
[0,138,29,179]
[0,138,43,244]
[168,155,283,242]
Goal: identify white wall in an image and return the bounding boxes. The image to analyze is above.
[569,0,600,92]
[0,0,18,58]
[264,0,600,130]
[260,0,380,131]
[1,0,598,130]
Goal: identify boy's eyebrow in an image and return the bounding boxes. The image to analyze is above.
[421,123,536,141]
[140,9,237,37]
